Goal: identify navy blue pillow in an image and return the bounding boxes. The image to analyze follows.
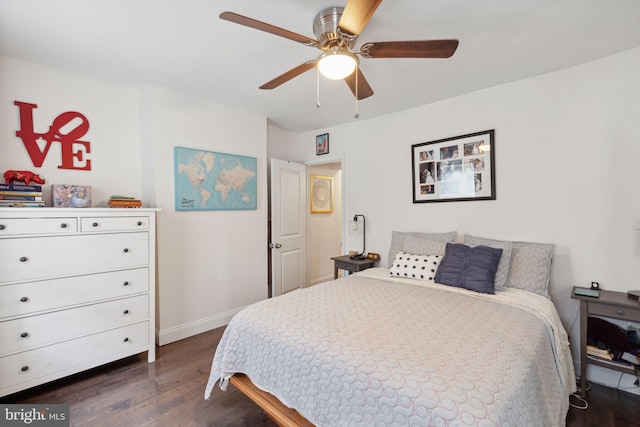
[434,243,503,294]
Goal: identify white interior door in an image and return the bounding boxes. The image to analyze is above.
[270,159,306,297]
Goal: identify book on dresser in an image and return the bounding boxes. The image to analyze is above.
[0,207,158,398]
[0,183,44,207]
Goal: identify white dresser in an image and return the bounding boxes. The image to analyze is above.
[0,208,158,398]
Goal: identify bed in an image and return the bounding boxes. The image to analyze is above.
[205,232,576,427]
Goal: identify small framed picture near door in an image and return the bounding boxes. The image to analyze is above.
[316,133,329,155]
[310,175,333,213]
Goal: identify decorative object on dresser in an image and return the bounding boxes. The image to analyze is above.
[0,208,158,398]
[51,184,91,208]
[3,170,45,185]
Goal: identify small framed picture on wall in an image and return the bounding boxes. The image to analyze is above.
[316,133,329,155]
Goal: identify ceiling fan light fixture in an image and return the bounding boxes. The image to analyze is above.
[317,48,357,80]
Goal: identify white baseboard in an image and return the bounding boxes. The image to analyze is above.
[156,307,243,346]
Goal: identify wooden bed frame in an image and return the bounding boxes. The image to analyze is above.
[230,374,314,427]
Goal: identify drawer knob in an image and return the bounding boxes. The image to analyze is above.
[92,222,99,227]
[20,332,29,338]
[123,337,129,342]
[123,309,130,315]
[20,296,28,302]
[616,310,624,315]
[137,221,143,226]
[0,224,5,230]
[19,256,28,262]
[123,281,130,286]
[60,223,67,229]
[123,248,129,253]
[21,366,29,372]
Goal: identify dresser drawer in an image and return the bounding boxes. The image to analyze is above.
[0,295,149,356]
[0,268,149,318]
[0,322,149,393]
[81,216,149,232]
[0,217,77,236]
[589,302,640,321]
[0,233,149,283]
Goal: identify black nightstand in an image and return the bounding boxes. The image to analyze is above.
[331,255,378,279]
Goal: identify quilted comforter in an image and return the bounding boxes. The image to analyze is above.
[205,268,576,426]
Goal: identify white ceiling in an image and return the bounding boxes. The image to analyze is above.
[1,0,639,133]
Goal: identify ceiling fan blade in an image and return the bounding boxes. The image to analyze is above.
[360,40,459,58]
[220,11,319,48]
[338,0,383,36]
[344,67,374,100]
[259,61,317,90]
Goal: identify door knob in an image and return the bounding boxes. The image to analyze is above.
[269,243,282,249]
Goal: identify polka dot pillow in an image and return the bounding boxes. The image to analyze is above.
[389,251,442,282]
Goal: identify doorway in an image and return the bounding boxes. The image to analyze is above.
[307,161,343,286]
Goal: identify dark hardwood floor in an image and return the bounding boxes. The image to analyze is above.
[2,326,639,426]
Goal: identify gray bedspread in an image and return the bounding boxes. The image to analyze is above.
[205,268,575,426]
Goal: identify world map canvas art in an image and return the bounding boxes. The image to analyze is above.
[174,147,257,211]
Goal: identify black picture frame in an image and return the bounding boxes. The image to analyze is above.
[412,130,495,203]
[316,133,329,155]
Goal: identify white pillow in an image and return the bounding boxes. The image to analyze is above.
[389,251,442,283]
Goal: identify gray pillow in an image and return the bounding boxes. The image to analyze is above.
[506,241,555,297]
[387,230,457,267]
[463,235,554,297]
[463,235,513,290]
[402,236,448,257]
[434,243,503,294]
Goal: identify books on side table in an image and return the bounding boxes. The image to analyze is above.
[0,184,45,208]
[586,345,613,361]
[586,345,640,366]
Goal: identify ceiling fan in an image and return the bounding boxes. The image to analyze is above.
[219,0,459,101]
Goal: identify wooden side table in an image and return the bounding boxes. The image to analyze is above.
[571,286,640,397]
[331,255,378,279]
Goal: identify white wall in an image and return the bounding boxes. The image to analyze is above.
[145,85,268,345]
[267,123,303,163]
[297,48,640,392]
[0,55,143,203]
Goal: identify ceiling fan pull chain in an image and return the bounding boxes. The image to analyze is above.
[316,68,321,108]
[354,69,359,119]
